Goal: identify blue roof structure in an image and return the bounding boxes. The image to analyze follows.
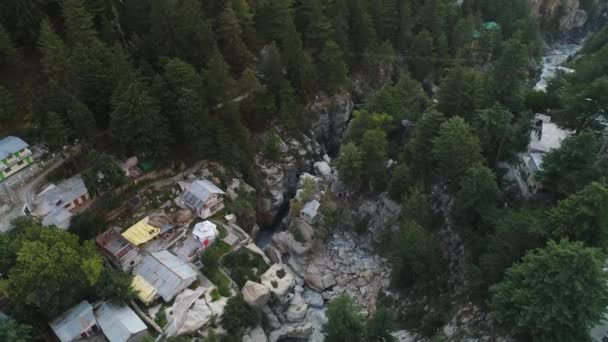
[0,136,28,160]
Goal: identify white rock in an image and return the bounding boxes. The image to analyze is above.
[243,326,268,342]
[269,322,313,342]
[285,293,308,322]
[242,281,271,308]
[313,161,332,178]
[261,264,295,300]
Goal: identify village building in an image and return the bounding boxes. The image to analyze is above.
[34,174,91,229]
[300,199,320,224]
[49,301,99,342]
[121,216,162,246]
[519,114,572,193]
[192,220,219,250]
[132,251,198,303]
[0,136,33,182]
[178,179,225,219]
[95,302,148,342]
[96,227,141,271]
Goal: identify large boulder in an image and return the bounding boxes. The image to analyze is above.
[272,231,311,257]
[242,281,271,308]
[243,326,268,342]
[313,161,332,179]
[285,293,309,323]
[269,322,313,342]
[304,266,336,292]
[291,218,315,243]
[261,264,295,300]
[302,289,324,309]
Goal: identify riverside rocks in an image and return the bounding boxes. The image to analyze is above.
[260,264,295,300]
[242,281,271,308]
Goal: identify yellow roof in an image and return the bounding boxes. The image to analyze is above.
[132,275,157,304]
[121,217,160,246]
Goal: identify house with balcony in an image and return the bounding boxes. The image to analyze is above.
[178,179,226,219]
[0,136,33,182]
[33,174,91,229]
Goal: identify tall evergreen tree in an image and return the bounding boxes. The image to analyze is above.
[319,40,349,94]
[110,81,171,159]
[217,3,252,72]
[431,116,483,181]
[38,20,70,86]
[411,30,434,81]
[204,50,237,105]
[62,0,97,46]
[43,111,69,149]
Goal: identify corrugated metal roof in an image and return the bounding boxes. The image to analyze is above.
[122,217,160,246]
[96,302,147,342]
[133,251,198,302]
[49,301,96,342]
[36,174,88,217]
[0,136,28,160]
[186,179,225,203]
[132,275,158,304]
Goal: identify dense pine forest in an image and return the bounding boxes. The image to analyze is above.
[1,0,608,341]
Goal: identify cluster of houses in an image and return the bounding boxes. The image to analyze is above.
[48,178,230,341]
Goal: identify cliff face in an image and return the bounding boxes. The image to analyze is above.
[530,0,607,32]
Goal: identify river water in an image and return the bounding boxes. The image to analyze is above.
[534,40,585,91]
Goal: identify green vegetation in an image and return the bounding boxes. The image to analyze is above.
[490,240,608,341]
[0,318,32,342]
[222,249,269,287]
[1,0,606,339]
[200,241,233,297]
[222,295,259,337]
[323,295,397,342]
[0,218,129,323]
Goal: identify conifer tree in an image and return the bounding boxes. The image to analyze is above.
[411,30,434,81]
[431,116,483,181]
[43,111,69,149]
[319,40,349,94]
[62,0,97,46]
[38,20,70,86]
[348,0,377,63]
[217,3,252,72]
[0,25,18,66]
[204,50,237,105]
[437,65,485,120]
[408,109,446,177]
[110,81,171,159]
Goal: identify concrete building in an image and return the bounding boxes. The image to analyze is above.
[179,179,225,219]
[192,220,219,250]
[95,302,148,342]
[0,136,33,182]
[49,301,98,342]
[133,251,198,303]
[519,114,572,193]
[96,227,141,271]
[34,174,91,229]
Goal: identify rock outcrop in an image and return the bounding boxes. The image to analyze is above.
[260,264,296,301]
[309,93,354,153]
[529,0,607,32]
[242,281,271,308]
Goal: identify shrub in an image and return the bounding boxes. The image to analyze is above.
[222,295,258,334]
